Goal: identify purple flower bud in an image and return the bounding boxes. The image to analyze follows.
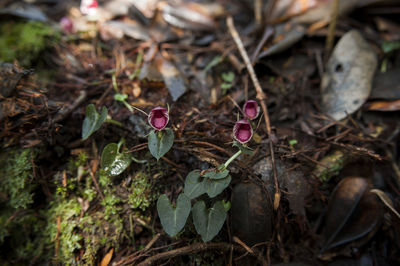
[60,17,73,33]
[243,100,260,120]
[148,107,169,131]
[233,119,253,144]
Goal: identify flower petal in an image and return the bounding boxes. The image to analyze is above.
[233,119,253,143]
[243,100,260,120]
[148,107,169,130]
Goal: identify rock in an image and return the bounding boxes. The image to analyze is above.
[253,158,310,216]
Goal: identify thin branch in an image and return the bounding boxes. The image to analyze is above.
[325,0,339,58]
[254,0,262,25]
[226,16,281,210]
[137,242,266,266]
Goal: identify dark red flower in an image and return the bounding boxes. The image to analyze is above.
[233,119,253,144]
[148,107,169,131]
[243,100,260,120]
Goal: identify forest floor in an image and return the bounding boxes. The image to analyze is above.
[1,0,400,265]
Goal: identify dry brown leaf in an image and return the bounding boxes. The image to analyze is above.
[371,189,400,219]
[100,248,113,266]
[321,177,382,253]
[321,30,377,120]
[367,99,400,111]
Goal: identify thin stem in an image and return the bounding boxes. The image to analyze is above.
[224,150,242,168]
[105,118,123,127]
[227,16,281,210]
[122,100,134,113]
[325,0,339,59]
[129,104,149,116]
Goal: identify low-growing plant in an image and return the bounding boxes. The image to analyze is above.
[81,102,174,175]
[156,100,259,242]
[81,99,260,242]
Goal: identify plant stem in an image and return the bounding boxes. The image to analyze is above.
[129,103,149,116]
[105,118,123,127]
[122,100,134,113]
[224,150,242,168]
[227,16,281,210]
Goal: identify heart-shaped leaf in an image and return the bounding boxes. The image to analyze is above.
[203,169,230,180]
[148,128,174,160]
[184,170,206,199]
[204,175,231,198]
[222,71,235,83]
[157,193,191,237]
[101,143,131,176]
[192,200,227,242]
[82,104,107,140]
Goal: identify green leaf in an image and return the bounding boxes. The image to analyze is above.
[220,83,233,90]
[382,41,400,53]
[222,200,231,212]
[204,175,231,198]
[289,139,298,146]
[192,200,227,242]
[157,194,191,237]
[221,71,235,83]
[101,143,132,176]
[114,93,128,101]
[184,170,206,199]
[232,141,253,155]
[203,55,222,73]
[203,169,230,180]
[148,128,174,160]
[82,104,108,140]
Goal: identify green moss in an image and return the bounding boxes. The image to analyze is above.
[99,169,112,187]
[0,209,47,263]
[128,171,158,211]
[312,150,348,182]
[79,213,123,265]
[0,149,152,265]
[68,151,89,172]
[0,148,35,209]
[43,198,82,264]
[0,21,58,66]
[0,148,50,263]
[102,190,122,220]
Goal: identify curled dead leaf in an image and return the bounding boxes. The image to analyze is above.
[320,177,382,253]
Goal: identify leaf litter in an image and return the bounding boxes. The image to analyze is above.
[0,0,400,265]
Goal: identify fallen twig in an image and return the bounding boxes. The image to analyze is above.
[227,16,281,210]
[325,0,340,59]
[53,90,87,123]
[137,242,266,266]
